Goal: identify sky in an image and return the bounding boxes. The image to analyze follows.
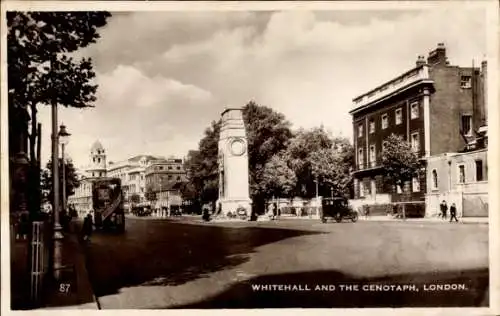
[36,6,488,170]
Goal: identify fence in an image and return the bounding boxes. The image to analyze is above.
[30,220,51,305]
[362,201,426,219]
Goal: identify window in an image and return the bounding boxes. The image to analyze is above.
[461,114,473,136]
[460,76,471,88]
[168,166,173,170]
[369,118,375,134]
[168,175,173,180]
[458,165,465,183]
[97,158,101,164]
[358,148,364,168]
[369,144,376,167]
[395,108,403,125]
[177,176,181,180]
[432,169,438,189]
[359,181,365,198]
[177,166,181,170]
[411,132,420,152]
[476,160,483,181]
[358,124,363,138]
[412,176,420,192]
[159,166,164,170]
[410,102,419,119]
[381,114,389,129]
[396,185,402,194]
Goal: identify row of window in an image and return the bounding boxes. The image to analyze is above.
[146,175,183,183]
[358,102,420,137]
[430,159,485,189]
[357,132,421,168]
[358,176,421,197]
[153,165,182,171]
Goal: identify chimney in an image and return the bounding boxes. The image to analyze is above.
[427,43,447,65]
[416,55,426,67]
[481,60,487,124]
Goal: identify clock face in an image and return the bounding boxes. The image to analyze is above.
[230,138,246,156]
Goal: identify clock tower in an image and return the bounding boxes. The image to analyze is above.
[217,108,251,218]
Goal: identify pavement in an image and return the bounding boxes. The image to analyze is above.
[40,221,99,310]
[84,217,489,309]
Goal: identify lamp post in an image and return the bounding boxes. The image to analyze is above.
[51,100,63,280]
[314,177,319,218]
[59,124,71,216]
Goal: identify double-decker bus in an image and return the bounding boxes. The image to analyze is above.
[91,177,125,233]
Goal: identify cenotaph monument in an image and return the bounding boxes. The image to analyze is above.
[216,108,252,218]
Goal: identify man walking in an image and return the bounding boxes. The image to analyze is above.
[82,212,93,242]
[439,200,448,220]
[449,203,459,222]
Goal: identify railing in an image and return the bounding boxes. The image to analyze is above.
[101,192,122,220]
[353,66,430,109]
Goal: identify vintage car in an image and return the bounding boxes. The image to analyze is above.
[321,197,358,223]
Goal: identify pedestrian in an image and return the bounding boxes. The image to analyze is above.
[82,212,93,242]
[449,203,459,222]
[439,200,448,220]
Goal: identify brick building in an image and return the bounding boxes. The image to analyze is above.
[349,43,487,204]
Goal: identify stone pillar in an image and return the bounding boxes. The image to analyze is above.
[217,108,251,218]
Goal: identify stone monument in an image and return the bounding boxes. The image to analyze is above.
[216,108,251,218]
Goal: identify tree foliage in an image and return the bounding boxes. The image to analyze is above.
[380,133,423,193]
[260,152,297,198]
[309,137,354,198]
[40,158,79,206]
[145,189,157,202]
[8,11,111,216]
[285,127,334,197]
[129,194,141,204]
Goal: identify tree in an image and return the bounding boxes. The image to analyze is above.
[309,137,354,198]
[285,127,334,198]
[380,133,423,197]
[8,11,111,216]
[145,189,157,202]
[243,101,293,194]
[260,152,297,199]
[129,194,141,205]
[40,158,79,207]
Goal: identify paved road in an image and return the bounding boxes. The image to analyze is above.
[84,216,489,309]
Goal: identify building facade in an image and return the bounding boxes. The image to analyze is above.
[425,147,488,218]
[107,155,166,206]
[68,140,109,216]
[349,43,487,205]
[145,158,186,213]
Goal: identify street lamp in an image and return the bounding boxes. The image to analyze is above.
[51,97,62,280]
[59,124,71,216]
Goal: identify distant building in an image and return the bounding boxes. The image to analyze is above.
[145,158,187,213]
[349,43,487,206]
[107,155,166,206]
[68,140,108,216]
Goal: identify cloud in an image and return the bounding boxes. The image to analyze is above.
[39,7,488,170]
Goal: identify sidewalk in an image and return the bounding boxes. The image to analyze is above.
[358,215,489,224]
[41,221,99,309]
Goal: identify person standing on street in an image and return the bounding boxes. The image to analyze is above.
[449,203,459,222]
[82,212,93,242]
[440,200,448,220]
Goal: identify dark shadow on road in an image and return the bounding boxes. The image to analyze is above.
[85,221,324,298]
[169,268,489,308]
